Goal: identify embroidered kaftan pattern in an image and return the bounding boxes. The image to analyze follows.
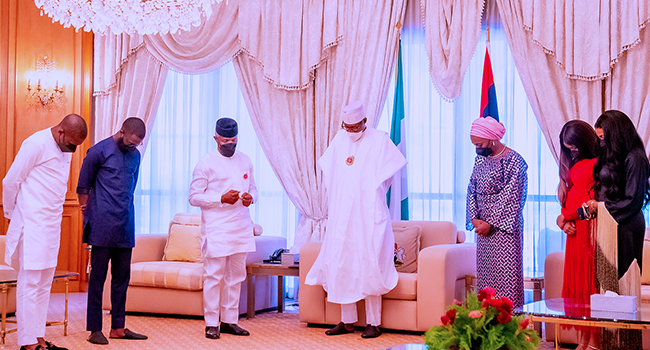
[466,149,528,308]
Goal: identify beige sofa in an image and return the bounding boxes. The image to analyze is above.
[102,213,287,316]
[544,229,650,346]
[299,220,476,332]
[0,236,17,314]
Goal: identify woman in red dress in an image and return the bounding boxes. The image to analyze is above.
[556,120,600,350]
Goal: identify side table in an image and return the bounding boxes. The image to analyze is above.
[246,262,299,319]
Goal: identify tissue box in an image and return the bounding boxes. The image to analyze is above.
[590,293,637,313]
[281,253,298,266]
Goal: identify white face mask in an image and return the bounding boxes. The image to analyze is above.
[347,129,365,142]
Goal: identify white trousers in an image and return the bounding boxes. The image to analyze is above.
[202,253,247,326]
[16,266,55,346]
[340,295,382,326]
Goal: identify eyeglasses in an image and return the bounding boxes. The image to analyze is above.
[341,120,365,133]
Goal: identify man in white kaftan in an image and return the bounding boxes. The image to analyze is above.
[2,114,87,350]
[189,117,257,340]
[305,100,407,338]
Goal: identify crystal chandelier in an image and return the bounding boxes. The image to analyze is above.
[33,0,222,35]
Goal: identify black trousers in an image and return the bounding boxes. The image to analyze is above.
[86,246,132,332]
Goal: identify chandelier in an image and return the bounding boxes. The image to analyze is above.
[33,0,222,35]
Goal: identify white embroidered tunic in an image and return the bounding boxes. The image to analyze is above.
[305,128,407,304]
[189,148,257,258]
[2,129,72,270]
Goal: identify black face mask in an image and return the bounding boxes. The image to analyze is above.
[476,147,493,157]
[219,143,237,157]
[58,134,77,153]
[117,137,137,153]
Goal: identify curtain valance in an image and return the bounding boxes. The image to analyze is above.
[143,0,342,90]
[522,0,650,81]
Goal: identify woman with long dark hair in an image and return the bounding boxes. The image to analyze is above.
[556,120,599,350]
[587,110,650,350]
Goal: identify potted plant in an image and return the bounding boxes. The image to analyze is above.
[424,287,540,350]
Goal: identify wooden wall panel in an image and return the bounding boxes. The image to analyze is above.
[0,0,93,292]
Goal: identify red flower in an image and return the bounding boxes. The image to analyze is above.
[519,318,530,329]
[500,297,513,314]
[478,287,496,301]
[446,309,457,324]
[496,311,512,324]
[453,299,463,306]
[441,315,451,325]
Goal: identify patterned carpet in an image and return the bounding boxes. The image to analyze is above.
[1,292,567,350]
[2,293,426,350]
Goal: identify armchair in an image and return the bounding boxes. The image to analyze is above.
[299,220,476,332]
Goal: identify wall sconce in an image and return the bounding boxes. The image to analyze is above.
[25,56,65,111]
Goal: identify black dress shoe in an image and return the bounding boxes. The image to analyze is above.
[205,326,220,339]
[325,322,354,335]
[361,325,382,338]
[45,341,69,350]
[110,328,148,340]
[87,331,109,345]
[220,322,250,336]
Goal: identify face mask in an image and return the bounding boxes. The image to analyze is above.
[348,129,364,142]
[219,143,237,157]
[59,143,77,153]
[117,137,136,153]
[476,147,492,157]
[58,133,77,153]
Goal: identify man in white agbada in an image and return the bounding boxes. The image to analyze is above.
[2,114,87,350]
[189,117,257,340]
[305,100,407,338]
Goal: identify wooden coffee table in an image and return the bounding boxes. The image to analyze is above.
[246,262,299,319]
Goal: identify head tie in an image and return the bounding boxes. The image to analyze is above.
[470,116,505,140]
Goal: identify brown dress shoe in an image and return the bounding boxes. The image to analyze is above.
[205,326,220,339]
[325,322,354,335]
[220,322,250,336]
[361,325,382,338]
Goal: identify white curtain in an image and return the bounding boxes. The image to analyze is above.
[420,0,485,101]
[96,0,407,251]
[388,4,563,275]
[233,0,407,248]
[495,0,650,158]
[93,34,167,144]
[134,65,300,244]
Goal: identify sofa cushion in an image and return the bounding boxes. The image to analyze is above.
[393,225,421,273]
[130,261,204,291]
[384,272,417,300]
[163,223,202,263]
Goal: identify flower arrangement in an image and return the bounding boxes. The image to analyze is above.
[424,287,540,350]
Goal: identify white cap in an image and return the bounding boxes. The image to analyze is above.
[342,100,365,124]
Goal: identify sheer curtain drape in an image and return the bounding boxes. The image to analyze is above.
[390,5,563,274]
[135,65,300,245]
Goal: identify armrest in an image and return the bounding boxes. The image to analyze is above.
[299,242,327,323]
[417,243,476,331]
[544,251,565,300]
[132,234,167,263]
